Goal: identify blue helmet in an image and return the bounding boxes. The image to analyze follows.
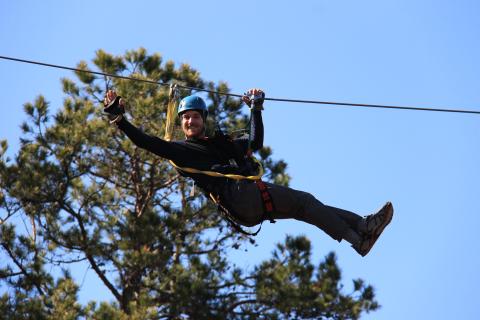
[178,95,208,118]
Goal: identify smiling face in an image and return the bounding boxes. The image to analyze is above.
[180,110,205,139]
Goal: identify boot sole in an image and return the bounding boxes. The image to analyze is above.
[359,202,394,256]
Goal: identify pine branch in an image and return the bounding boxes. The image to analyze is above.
[0,211,15,226]
[1,242,45,295]
[61,203,122,303]
[227,299,258,313]
[208,275,257,290]
[0,270,23,279]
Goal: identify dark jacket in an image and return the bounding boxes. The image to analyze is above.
[116,110,264,194]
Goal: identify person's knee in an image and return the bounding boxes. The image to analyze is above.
[289,191,320,220]
[299,191,322,208]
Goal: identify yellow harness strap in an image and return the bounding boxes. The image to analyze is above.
[164,84,178,141]
[168,156,264,181]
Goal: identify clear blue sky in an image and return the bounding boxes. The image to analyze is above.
[1,1,479,319]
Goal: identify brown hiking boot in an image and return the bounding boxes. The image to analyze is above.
[353,202,394,257]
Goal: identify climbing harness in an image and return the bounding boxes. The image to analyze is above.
[167,157,264,181]
[255,179,276,222]
[163,87,276,235]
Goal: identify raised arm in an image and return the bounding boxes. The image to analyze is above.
[242,88,265,152]
[103,90,184,160]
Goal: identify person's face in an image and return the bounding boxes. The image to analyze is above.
[181,110,205,139]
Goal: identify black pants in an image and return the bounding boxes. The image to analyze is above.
[221,180,363,242]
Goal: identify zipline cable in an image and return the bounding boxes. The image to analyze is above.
[1,55,479,115]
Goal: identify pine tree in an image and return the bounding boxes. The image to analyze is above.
[0,48,379,319]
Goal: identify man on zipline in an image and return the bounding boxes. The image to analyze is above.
[103,88,393,256]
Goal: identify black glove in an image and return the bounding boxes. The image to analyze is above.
[243,89,265,111]
[103,96,125,123]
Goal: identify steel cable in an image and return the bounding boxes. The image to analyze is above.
[1,55,479,115]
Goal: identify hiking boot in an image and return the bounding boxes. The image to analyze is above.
[353,202,394,257]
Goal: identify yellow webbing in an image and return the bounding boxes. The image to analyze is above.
[164,84,177,141]
[169,156,264,181]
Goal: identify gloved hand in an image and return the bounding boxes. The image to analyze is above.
[103,90,125,123]
[242,88,265,111]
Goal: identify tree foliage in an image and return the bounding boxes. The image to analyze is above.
[0,48,378,319]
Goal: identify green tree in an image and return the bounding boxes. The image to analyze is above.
[0,48,379,319]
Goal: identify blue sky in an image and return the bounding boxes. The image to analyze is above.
[1,1,479,319]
